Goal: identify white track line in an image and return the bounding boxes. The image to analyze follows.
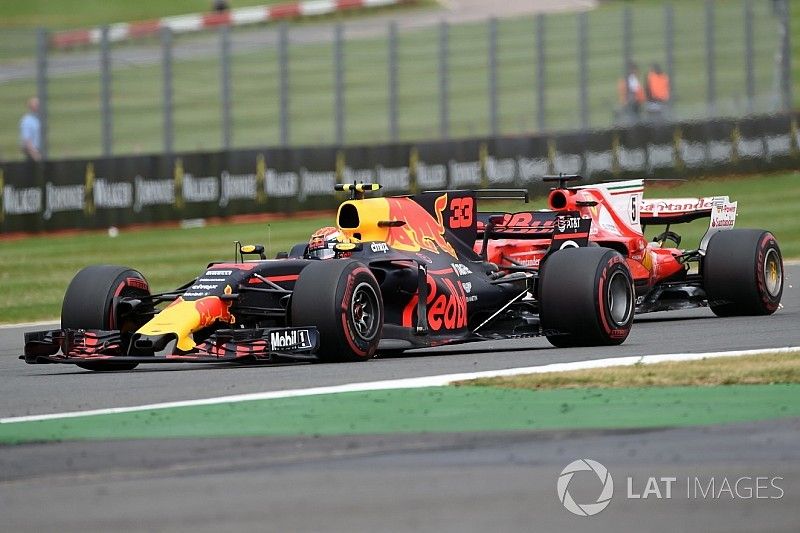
[3,346,799,424]
[0,320,59,330]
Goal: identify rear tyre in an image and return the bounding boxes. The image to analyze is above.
[291,259,383,362]
[61,265,151,371]
[539,247,634,347]
[703,229,783,317]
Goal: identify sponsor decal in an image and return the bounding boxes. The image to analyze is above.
[647,144,673,171]
[494,212,555,235]
[341,166,376,185]
[710,201,737,228]
[679,140,707,168]
[416,253,433,264]
[448,160,481,187]
[485,156,516,183]
[585,151,613,175]
[3,183,42,215]
[708,140,732,163]
[376,165,410,191]
[269,329,312,351]
[190,284,219,291]
[416,160,448,188]
[737,137,764,158]
[134,176,174,212]
[385,195,457,258]
[556,215,580,232]
[44,182,84,220]
[182,173,219,203]
[204,270,233,276]
[370,242,389,253]
[618,146,646,171]
[402,273,468,331]
[300,168,336,199]
[765,134,791,158]
[554,152,582,174]
[450,263,472,276]
[462,282,472,293]
[641,197,715,215]
[219,171,257,207]
[94,178,133,209]
[517,156,549,182]
[266,169,299,198]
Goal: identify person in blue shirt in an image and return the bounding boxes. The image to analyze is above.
[19,97,41,162]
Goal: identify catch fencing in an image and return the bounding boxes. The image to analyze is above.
[0,0,794,162]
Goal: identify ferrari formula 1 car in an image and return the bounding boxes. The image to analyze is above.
[23,183,636,371]
[480,175,783,318]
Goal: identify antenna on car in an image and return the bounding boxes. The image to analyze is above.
[542,174,582,190]
[335,182,382,200]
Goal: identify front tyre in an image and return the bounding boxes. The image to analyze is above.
[539,247,634,347]
[62,265,151,371]
[703,229,783,316]
[291,259,383,362]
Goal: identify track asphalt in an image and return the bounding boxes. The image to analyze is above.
[0,263,797,531]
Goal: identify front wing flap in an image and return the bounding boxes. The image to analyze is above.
[22,326,320,365]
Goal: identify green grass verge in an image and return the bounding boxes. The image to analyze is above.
[459,352,800,390]
[0,171,797,324]
[1,0,797,160]
[1,383,798,444]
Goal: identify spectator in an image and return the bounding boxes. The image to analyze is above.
[645,63,670,121]
[19,96,41,162]
[616,62,645,123]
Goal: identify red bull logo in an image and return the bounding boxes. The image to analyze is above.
[402,274,468,331]
[385,194,457,258]
[194,296,233,328]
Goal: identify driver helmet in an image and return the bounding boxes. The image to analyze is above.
[307,226,343,260]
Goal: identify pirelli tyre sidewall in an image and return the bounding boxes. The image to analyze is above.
[291,259,384,362]
[539,247,634,347]
[61,265,151,371]
[703,229,783,316]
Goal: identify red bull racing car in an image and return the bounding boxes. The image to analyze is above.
[23,182,636,371]
[480,175,783,318]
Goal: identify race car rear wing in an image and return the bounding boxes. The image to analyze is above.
[640,196,729,225]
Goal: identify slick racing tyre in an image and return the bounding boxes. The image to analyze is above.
[703,229,783,317]
[61,265,151,371]
[291,259,383,362]
[539,247,634,347]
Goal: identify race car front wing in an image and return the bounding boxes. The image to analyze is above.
[21,326,320,366]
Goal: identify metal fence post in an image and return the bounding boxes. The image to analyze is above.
[278,23,290,146]
[388,21,398,142]
[536,14,546,131]
[665,4,674,106]
[777,0,792,110]
[488,17,498,137]
[705,0,716,117]
[578,12,589,130]
[161,27,173,155]
[622,5,632,79]
[100,26,113,157]
[438,21,449,140]
[35,28,48,161]
[744,0,754,114]
[220,24,232,150]
[334,23,345,146]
